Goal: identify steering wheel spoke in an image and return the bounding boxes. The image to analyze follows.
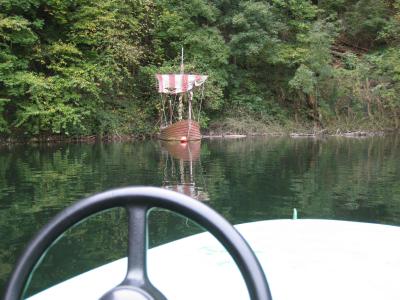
[100,205,167,300]
[125,205,149,285]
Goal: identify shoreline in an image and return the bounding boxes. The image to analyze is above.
[0,134,141,147]
[203,131,389,139]
[1,129,398,147]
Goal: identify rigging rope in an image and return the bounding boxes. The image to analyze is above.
[196,83,206,123]
[160,94,167,127]
[172,94,179,123]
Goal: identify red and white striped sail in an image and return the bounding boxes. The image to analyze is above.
[156,74,208,94]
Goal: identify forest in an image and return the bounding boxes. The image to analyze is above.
[1,0,400,139]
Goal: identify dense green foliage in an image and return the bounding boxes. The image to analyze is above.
[0,0,399,138]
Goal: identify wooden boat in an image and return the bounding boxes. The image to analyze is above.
[156,49,207,141]
[159,120,201,141]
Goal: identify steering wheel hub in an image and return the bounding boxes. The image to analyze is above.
[100,286,153,300]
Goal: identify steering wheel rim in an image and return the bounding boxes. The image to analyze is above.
[4,187,272,300]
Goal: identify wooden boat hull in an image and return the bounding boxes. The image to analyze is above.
[159,120,201,141]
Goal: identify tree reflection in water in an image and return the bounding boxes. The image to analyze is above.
[0,136,399,296]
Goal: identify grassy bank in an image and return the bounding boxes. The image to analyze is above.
[206,115,399,137]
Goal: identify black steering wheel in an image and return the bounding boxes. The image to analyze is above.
[4,187,272,300]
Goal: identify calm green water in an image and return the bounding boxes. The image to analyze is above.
[1,136,400,297]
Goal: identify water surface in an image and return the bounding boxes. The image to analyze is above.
[0,136,399,296]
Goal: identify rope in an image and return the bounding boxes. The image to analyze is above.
[172,94,179,122]
[197,83,206,122]
[160,94,167,127]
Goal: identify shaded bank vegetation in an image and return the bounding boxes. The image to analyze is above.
[1,0,400,139]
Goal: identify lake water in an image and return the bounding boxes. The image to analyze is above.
[1,136,399,297]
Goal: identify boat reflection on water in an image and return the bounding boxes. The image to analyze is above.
[160,141,209,201]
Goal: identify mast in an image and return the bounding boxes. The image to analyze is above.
[180,47,184,74]
[188,92,192,121]
[178,47,184,121]
[180,47,193,122]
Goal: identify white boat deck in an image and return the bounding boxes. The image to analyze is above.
[28,219,400,300]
